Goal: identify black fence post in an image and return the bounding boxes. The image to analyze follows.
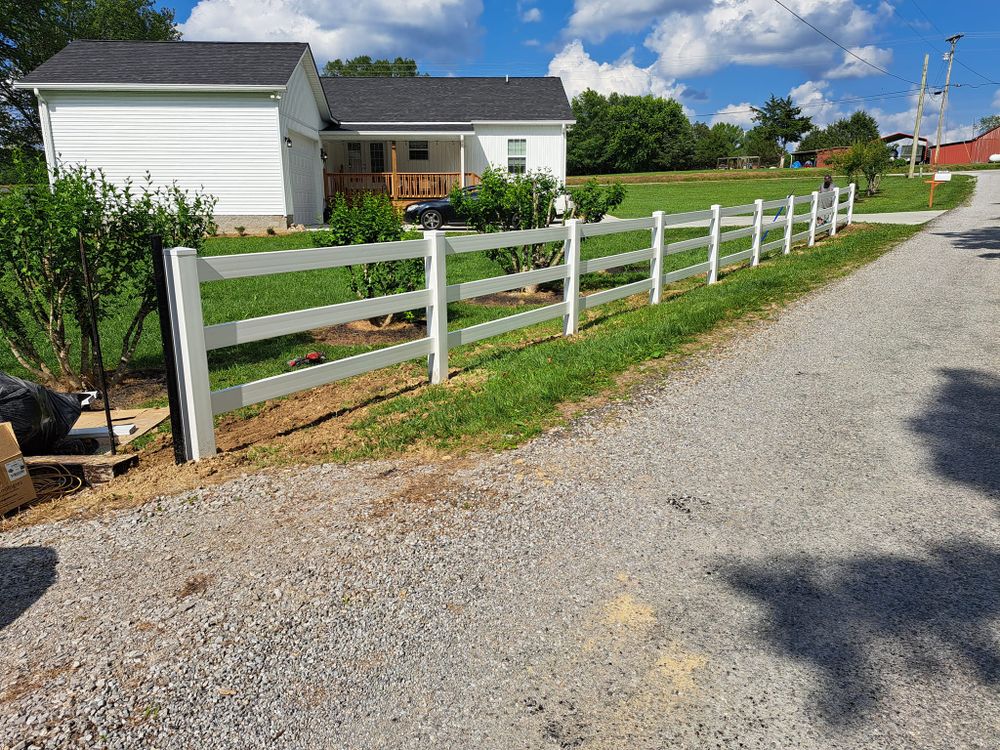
[150,235,188,464]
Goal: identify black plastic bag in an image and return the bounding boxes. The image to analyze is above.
[0,372,83,455]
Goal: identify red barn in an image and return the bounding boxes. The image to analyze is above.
[933,125,1000,165]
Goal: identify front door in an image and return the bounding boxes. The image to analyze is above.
[369,142,386,173]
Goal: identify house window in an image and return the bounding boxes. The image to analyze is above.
[507,138,527,174]
[408,140,429,161]
[369,142,386,173]
[346,142,362,171]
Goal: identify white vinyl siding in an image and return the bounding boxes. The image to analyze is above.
[467,124,566,182]
[278,61,323,133]
[322,139,462,173]
[44,90,285,216]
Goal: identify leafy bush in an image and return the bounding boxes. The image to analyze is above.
[567,178,626,223]
[828,139,893,196]
[311,193,421,326]
[0,155,217,389]
[450,167,564,291]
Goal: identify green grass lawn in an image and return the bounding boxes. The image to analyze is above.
[614,174,974,217]
[0,172,944,407]
[330,222,921,460]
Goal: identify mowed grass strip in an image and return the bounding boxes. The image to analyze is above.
[308,222,920,461]
[613,174,974,217]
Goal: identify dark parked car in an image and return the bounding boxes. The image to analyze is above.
[403,186,478,230]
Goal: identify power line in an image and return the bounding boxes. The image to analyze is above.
[907,0,946,36]
[769,0,918,84]
[690,88,921,119]
[902,2,999,84]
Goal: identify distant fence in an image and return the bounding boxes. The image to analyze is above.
[160,183,855,461]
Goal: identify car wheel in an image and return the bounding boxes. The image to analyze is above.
[420,209,443,230]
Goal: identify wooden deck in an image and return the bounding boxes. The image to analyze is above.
[324,171,480,203]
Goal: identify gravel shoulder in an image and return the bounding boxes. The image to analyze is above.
[2,174,999,749]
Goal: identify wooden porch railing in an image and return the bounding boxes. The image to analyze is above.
[325,171,481,201]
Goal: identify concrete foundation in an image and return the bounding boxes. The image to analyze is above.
[214,215,291,236]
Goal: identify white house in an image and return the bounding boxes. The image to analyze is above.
[16,40,575,232]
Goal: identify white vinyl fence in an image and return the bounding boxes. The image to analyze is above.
[163,183,855,460]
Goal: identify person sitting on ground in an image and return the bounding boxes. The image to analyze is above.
[817,174,835,224]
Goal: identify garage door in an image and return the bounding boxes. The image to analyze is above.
[288,134,322,225]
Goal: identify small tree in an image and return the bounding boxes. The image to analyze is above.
[566,179,626,223]
[828,139,893,196]
[311,193,420,326]
[0,156,216,389]
[450,167,563,292]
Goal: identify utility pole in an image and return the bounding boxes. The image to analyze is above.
[933,34,964,166]
[908,53,929,179]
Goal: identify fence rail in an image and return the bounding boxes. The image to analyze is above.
[162,183,855,460]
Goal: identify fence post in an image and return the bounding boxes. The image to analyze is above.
[649,211,665,303]
[707,204,721,284]
[151,237,187,464]
[162,247,215,461]
[424,230,449,384]
[830,187,841,236]
[808,191,819,247]
[750,198,764,267]
[783,194,794,255]
[846,183,856,226]
[563,219,581,335]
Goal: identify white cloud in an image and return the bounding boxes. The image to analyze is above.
[993,89,1000,109]
[548,40,687,101]
[179,0,484,62]
[521,6,542,22]
[869,92,970,145]
[633,0,890,79]
[566,0,703,43]
[826,45,893,79]
[711,103,756,128]
[789,80,842,126]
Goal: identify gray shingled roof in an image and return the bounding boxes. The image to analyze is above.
[18,40,309,87]
[19,42,574,125]
[324,123,475,133]
[321,77,573,122]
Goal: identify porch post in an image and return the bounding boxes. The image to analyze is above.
[390,140,398,200]
[460,135,466,187]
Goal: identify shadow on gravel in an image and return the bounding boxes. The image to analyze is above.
[931,226,1000,253]
[0,547,58,630]
[908,368,1000,500]
[725,539,1000,725]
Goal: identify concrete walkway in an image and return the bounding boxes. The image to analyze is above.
[1,177,998,748]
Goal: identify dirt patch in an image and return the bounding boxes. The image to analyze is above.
[473,289,561,307]
[175,573,212,599]
[310,319,426,347]
[102,370,168,409]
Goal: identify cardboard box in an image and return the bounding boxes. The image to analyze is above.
[0,422,37,514]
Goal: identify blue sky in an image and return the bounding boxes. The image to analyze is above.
[163,0,1000,142]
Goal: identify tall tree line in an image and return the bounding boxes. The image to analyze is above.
[568,90,851,175]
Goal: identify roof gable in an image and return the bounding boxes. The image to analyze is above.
[18,40,309,87]
[320,77,574,123]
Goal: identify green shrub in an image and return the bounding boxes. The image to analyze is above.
[450,167,564,291]
[311,193,421,326]
[0,154,217,388]
[828,140,893,196]
[567,178,626,222]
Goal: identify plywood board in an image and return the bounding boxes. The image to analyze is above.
[71,408,169,447]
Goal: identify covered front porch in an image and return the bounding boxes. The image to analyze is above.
[321,130,480,204]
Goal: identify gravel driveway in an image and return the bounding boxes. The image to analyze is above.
[3,174,999,749]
